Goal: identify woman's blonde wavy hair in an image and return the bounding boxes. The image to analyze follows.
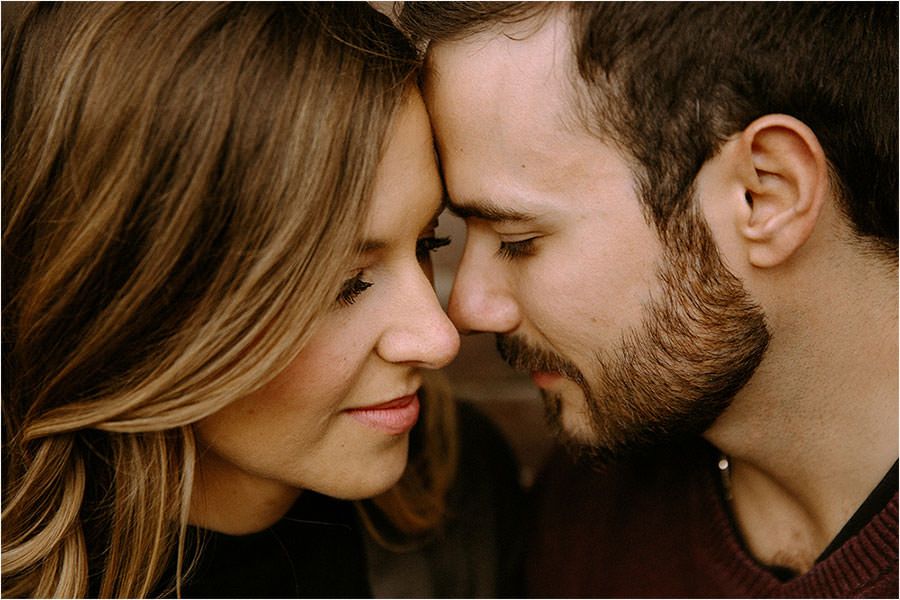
[2,2,456,597]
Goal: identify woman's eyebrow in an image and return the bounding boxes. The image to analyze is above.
[356,239,388,254]
[356,197,448,254]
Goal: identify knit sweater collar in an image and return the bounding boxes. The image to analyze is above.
[703,453,899,597]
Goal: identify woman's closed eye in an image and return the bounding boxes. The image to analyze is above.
[337,236,450,307]
[337,272,373,306]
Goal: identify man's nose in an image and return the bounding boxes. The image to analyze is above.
[448,244,521,335]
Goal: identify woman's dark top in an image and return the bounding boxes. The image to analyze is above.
[176,491,370,598]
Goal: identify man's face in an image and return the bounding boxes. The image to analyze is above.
[425,14,768,460]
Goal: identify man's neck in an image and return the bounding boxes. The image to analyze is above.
[703,254,898,574]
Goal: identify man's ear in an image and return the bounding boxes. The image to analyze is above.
[735,114,830,268]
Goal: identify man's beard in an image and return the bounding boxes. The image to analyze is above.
[497,209,770,464]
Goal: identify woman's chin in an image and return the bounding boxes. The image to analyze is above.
[311,437,411,500]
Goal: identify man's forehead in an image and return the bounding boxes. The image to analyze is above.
[421,11,613,224]
[423,12,574,100]
[423,18,581,165]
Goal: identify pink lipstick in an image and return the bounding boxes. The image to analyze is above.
[344,393,420,435]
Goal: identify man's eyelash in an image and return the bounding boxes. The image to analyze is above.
[498,238,537,260]
[337,272,373,306]
[416,236,451,259]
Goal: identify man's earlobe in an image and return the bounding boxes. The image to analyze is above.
[738,115,829,268]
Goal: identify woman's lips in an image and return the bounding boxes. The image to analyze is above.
[530,371,564,389]
[344,393,420,435]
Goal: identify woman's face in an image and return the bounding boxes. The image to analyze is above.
[191,92,459,532]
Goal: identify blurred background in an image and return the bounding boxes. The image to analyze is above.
[433,214,555,487]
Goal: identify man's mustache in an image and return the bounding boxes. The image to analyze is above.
[495,334,585,384]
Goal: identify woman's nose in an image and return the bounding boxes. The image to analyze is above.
[376,271,460,369]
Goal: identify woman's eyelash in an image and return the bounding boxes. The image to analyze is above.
[337,272,373,306]
[416,236,451,259]
[498,238,537,260]
[337,237,449,306]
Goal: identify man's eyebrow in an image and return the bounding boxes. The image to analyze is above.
[446,198,536,223]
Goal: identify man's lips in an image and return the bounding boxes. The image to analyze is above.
[344,393,420,435]
[530,371,564,389]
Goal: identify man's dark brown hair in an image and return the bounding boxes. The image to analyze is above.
[400,2,897,255]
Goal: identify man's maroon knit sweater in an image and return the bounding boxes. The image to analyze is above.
[525,439,898,598]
